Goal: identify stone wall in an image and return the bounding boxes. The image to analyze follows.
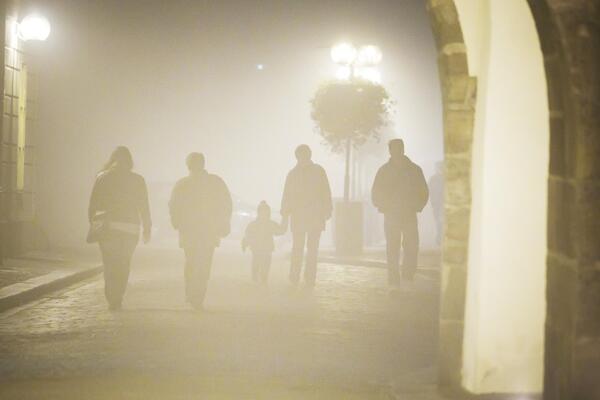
[426,0,477,391]
[527,1,600,399]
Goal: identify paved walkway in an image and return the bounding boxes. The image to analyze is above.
[0,248,443,399]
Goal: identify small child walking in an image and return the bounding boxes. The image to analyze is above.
[242,201,287,284]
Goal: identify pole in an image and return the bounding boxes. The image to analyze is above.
[344,137,351,202]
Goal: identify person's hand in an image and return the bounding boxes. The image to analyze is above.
[142,228,151,244]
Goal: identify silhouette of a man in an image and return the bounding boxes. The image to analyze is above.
[372,139,429,287]
[169,152,232,309]
[281,145,332,288]
[428,161,444,245]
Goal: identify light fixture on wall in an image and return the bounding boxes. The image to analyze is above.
[17,15,51,42]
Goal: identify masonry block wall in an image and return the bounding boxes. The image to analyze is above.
[426,0,476,391]
[528,1,600,399]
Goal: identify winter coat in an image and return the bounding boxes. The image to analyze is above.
[169,170,232,248]
[371,156,429,217]
[280,161,332,233]
[242,218,285,253]
[88,167,152,232]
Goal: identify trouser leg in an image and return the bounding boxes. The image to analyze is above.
[257,253,272,284]
[384,216,402,285]
[183,246,199,302]
[290,231,306,284]
[100,235,136,307]
[251,253,260,282]
[304,230,322,287]
[185,244,214,307]
[401,214,419,280]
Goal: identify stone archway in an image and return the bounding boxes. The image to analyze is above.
[426,0,476,391]
[424,0,599,398]
[527,1,600,399]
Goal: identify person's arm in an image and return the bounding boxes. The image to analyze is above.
[371,166,385,212]
[320,167,333,220]
[280,172,292,218]
[138,177,152,243]
[216,176,233,238]
[88,175,101,223]
[414,166,429,212]
[273,219,287,236]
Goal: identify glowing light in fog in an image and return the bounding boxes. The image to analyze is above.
[335,66,351,81]
[18,15,51,41]
[357,45,382,65]
[256,64,265,70]
[356,67,382,83]
[331,43,357,65]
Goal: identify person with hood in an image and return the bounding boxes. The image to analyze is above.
[372,139,429,288]
[281,144,332,289]
[88,146,152,310]
[169,152,232,310]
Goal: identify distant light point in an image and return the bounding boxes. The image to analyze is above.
[256,64,265,71]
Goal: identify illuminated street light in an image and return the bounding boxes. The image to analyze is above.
[17,15,51,42]
[331,42,382,83]
[331,43,357,65]
[355,67,382,84]
[335,66,352,81]
[357,45,382,65]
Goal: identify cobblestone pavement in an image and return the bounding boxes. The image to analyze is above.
[0,247,442,399]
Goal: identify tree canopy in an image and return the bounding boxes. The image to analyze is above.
[310,80,392,153]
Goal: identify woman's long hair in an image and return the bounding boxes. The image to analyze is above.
[102,146,134,172]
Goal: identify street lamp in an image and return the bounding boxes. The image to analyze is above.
[330,42,382,83]
[17,15,51,42]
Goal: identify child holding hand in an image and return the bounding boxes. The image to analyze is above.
[242,201,287,284]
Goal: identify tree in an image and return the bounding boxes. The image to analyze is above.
[311,79,392,201]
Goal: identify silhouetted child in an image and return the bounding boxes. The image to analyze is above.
[242,201,287,284]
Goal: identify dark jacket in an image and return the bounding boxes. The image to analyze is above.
[371,156,429,216]
[169,170,232,248]
[242,218,285,253]
[88,167,152,231]
[281,161,332,233]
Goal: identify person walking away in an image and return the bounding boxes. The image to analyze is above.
[372,139,429,289]
[428,161,444,246]
[281,144,332,289]
[242,201,287,284]
[88,146,152,310]
[169,152,232,310]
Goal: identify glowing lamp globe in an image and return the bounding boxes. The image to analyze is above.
[357,45,382,65]
[18,15,51,42]
[331,43,357,65]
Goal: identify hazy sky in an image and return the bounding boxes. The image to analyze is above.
[25,0,442,245]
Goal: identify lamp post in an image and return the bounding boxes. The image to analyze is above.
[330,43,382,202]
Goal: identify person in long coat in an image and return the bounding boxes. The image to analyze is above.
[88,146,152,310]
[169,152,232,310]
[372,139,429,287]
[281,145,332,288]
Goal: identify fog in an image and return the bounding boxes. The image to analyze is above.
[27,0,442,247]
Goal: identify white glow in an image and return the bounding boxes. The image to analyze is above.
[331,43,357,65]
[355,67,382,84]
[18,15,51,41]
[256,64,265,70]
[335,66,352,80]
[357,45,382,65]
